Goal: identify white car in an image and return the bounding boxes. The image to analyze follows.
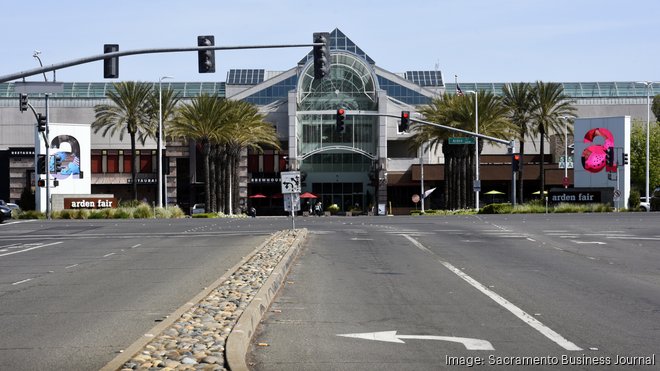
[191,204,206,215]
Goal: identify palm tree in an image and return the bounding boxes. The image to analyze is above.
[143,87,181,206]
[169,93,227,211]
[92,81,153,200]
[217,100,280,214]
[412,91,513,209]
[531,82,576,197]
[502,82,535,204]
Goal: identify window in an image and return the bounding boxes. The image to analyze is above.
[107,155,119,173]
[91,155,102,173]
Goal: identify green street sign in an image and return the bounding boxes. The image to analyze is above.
[448,137,476,145]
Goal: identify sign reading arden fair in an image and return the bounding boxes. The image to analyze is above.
[64,198,117,209]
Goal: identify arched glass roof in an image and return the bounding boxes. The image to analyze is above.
[297,51,378,111]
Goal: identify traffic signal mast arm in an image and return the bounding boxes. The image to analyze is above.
[0,42,325,83]
[349,111,514,149]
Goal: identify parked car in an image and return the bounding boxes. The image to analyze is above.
[651,186,660,211]
[0,204,11,223]
[191,204,206,215]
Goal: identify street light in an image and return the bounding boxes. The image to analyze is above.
[559,116,572,188]
[467,90,479,209]
[158,75,173,208]
[636,81,655,211]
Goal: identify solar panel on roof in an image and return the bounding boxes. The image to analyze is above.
[227,69,265,85]
[404,71,443,86]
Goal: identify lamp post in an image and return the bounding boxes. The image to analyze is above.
[467,90,479,209]
[158,76,173,208]
[559,116,571,188]
[636,81,655,211]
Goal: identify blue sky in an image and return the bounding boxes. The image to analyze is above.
[2,0,658,84]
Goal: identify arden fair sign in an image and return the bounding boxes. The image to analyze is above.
[548,188,613,205]
[64,198,117,209]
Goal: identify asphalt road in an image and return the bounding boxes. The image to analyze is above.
[251,213,660,370]
[0,218,283,371]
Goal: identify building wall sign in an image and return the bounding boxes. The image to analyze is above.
[548,188,613,205]
[63,197,117,209]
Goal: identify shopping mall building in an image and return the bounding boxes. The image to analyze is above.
[0,29,657,214]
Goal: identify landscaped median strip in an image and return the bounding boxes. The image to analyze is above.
[101,228,307,371]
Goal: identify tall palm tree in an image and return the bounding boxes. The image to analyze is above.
[218,100,280,214]
[169,93,226,211]
[412,91,513,209]
[92,81,154,200]
[143,87,181,205]
[502,82,535,204]
[531,81,576,197]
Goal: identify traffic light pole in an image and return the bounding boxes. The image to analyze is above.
[44,94,51,220]
[0,43,324,83]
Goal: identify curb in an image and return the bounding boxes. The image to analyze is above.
[99,231,284,371]
[226,228,308,371]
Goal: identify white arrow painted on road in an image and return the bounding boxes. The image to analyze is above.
[337,331,494,350]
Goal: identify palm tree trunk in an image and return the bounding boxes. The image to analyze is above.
[203,140,211,211]
[232,153,240,214]
[518,141,525,204]
[209,145,216,213]
[539,126,546,199]
[217,147,225,213]
[130,133,138,201]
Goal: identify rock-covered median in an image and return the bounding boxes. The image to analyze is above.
[113,229,305,371]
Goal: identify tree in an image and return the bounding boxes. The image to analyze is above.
[93,82,154,200]
[169,93,227,211]
[630,120,660,197]
[502,83,535,203]
[530,81,576,197]
[412,91,514,209]
[652,94,660,123]
[217,100,280,214]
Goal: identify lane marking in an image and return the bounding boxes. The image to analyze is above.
[402,234,582,351]
[570,240,606,245]
[526,238,536,242]
[65,264,79,269]
[131,244,141,248]
[337,330,494,350]
[12,278,33,285]
[0,241,63,258]
[102,253,116,258]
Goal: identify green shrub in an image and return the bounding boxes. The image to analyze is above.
[132,204,154,219]
[192,212,218,218]
[628,189,641,210]
[56,210,75,219]
[326,204,340,215]
[88,209,115,219]
[113,209,132,219]
[15,210,45,219]
[479,203,513,214]
[167,206,185,218]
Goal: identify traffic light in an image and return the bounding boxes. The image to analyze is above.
[19,94,28,112]
[399,111,410,132]
[197,35,215,73]
[313,32,330,79]
[512,153,521,172]
[336,108,346,133]
[103,44,119,79]
[37,179,46,187]
[36,154,46,174]
[54,155,62,172]
[623,153,629,165]
[37,113,47,132]
[606,147,614,167]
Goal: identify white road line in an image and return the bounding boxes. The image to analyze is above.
[102,253,115,258]
[402,234,582,351]
[65,264,79,269]
[12,278,33,285]
[0,241,63,258]
[131,244,141,248]
[526,238,536,242]
[606,236,660,241]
